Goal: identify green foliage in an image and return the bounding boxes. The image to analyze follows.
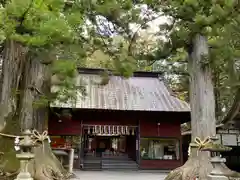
[33,95,49,108]
[0,0,239,114]
[2,0,74,46]
[52,60,77,78]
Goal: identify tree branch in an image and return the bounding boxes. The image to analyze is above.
[221,88,240,124]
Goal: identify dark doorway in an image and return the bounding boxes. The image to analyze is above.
[96,136,111,153]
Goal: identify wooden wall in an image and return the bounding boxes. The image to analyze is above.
[48,111,138,135]
[48,109,186,170]
[48,118,81,135]
[140,119,181,137]
[48,109,188,136]
[139,119,183,170]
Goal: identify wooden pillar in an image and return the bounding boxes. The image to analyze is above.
[136,120,141,167]
[69,148,74,173]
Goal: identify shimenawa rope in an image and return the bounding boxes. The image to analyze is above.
[0,132,23,138]
[0,130,49,140]
[0,130,50,151]
[0,130,65,179]
[32,130,50,153]
[32,130,49,144]
[188,136,212,156]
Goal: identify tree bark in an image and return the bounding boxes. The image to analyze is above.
[19,56,69,180]
[213,70,221,120]
[165,34,240,180]
[0,41,27,176]
[0,41,69,179]
[189,34,216,149]
[19,56,49,131]
[165,34,216,179]
[0,40,28,131]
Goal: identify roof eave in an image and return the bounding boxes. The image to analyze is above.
[77,67,164,78]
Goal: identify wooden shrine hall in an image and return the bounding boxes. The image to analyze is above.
[48,68,190,170]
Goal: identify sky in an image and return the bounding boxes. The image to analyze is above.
[130,4,170,34]
[82,4,170,38]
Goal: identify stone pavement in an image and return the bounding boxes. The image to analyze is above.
[72,171,167,180]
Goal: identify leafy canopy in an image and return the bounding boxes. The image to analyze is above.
[0,0,239,109]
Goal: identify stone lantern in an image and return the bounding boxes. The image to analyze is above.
[201,136,232,180]
[15,130,35,180]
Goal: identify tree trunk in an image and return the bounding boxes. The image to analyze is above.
[189,34,216,143]
[19,56,69,180]
[19,56,49,131]
[0,41,70,179]
[0,40,27,131]
[0,41,27,176]
[214,70,221,121]
[165,34,216,179]
[165,35,240,180]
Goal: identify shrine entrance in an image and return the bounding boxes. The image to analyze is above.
[80,124,139,170]
[95,136,111,154]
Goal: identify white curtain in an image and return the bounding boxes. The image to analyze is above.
[148,141,164,159]
[175,141,180,160]
[148,141,155,158]
[154,143,164,159]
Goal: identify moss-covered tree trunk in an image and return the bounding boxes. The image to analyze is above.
[20,56,68,180]
[0,41,69,179]
[19,55,49,131]
[0,40,27,175]
[0,40,27,129]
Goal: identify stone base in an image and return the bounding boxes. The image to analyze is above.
[15,172,33,180]
[208,174,228,180]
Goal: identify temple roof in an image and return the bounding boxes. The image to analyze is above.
[51,68,190,112]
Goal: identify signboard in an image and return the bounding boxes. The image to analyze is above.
[229,129,240,134]
[221,134,237,146]
[218,129,229,134]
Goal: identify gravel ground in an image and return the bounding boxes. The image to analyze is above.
[72,171,167,180]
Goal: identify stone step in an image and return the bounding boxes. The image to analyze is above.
[102,163,138,170]
[102,163,137,167]
[84,158,101,161]
[82,154,138,171]
[102,156,130,159]
[102,160,137,165]
[84,160,101,164]
[102,159,131,162]
[83,162,102,170]
[102,158,138,170]
[83,163,101,167]
[85,156,131,160]
[84,157,100,160]
[102,154,129,157]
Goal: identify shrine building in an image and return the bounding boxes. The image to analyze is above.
[49,68,190,170]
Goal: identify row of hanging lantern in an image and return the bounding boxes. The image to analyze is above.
[86,125,136,136]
